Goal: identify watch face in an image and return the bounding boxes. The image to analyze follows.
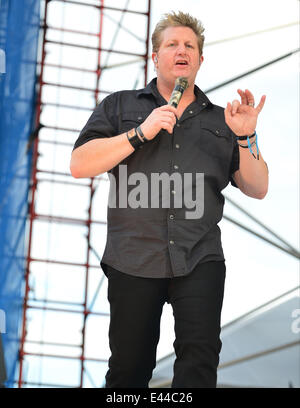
[128,128,136,138]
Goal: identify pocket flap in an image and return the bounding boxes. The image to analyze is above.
[121,112,149,122]
[200,121,230,138]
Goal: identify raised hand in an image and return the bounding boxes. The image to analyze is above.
[224,89,266,136]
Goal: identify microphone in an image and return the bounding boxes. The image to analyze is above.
[168,77,189,108]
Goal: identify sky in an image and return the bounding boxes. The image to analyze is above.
[21,0,300,387]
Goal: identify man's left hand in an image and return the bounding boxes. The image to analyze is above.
[224,89,266,136]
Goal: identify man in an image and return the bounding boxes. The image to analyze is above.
[70,11,268,388]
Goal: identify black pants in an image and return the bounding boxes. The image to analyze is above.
[105,260,226,388]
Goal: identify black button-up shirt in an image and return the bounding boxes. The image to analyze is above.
[73,78,239,278]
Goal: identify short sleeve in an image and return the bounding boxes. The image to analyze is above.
[72,94,117,151]
[229,137,240,188]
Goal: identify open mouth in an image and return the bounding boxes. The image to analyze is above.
[175,61,188,66]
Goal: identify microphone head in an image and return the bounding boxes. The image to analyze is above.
[175,77,189,90]
[168,77,189,107]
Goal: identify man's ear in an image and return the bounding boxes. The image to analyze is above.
[199,55,204,66]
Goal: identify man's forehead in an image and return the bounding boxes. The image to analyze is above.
[161,26,196,35]
[160,26,198,42]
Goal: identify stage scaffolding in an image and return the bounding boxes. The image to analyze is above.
[18,0,151,388]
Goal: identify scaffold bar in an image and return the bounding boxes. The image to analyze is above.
[37,169,85,178]
[45,39,146,58]
[41,101,93,111]
[39,139,74,147]
[29,298,85,307]
[29,256,101,268]
[42,80,111,94]
[26,339,82,348]
[33,213,106,226]
[43,23,99,37]
[22,351,108,363]
[27,304,109,316]
[18,381,76,388]
[42,62,98,73]
[53,0,148,16]
[43,125,81,133]
[37,178,92,188]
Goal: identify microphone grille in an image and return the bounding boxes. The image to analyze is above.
[175,77,189,90]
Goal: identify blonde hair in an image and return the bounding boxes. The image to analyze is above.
[152,11,205,55]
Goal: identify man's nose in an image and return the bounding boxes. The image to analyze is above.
[176,43,186,55]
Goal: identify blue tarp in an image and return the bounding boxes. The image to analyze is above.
[0,0,40,387]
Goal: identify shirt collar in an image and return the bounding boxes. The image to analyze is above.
[136,77,213,108]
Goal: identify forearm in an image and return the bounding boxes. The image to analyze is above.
[70,105,178,179]
[70,133,134,178]
[234,142,269,199]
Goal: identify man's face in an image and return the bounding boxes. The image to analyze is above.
[153,26,203,87]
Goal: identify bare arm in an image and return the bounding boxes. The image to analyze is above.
[70,133,134,178]
[232,148,269,199]
[70,104,178,178]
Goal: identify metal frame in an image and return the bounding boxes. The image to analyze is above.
[18,0,151,388]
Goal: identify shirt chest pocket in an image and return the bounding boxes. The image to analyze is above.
[118,112,150,134]
[198,120,232,162]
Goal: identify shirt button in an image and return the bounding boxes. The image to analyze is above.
[175,144,180,149]
[189,110,193,114]
[174,165,179,170]
[169,214,174,220]
[215,130,219,135]
[202,102,206,106]
[176,123,180,127]
[169,240,175,245]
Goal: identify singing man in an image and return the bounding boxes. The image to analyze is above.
[70,11,268,388]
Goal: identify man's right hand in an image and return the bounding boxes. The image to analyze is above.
[140,105,178,140]
[70,106,178,178]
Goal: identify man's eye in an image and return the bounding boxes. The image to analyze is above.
[168,43,175,46]
[186,44,194,48]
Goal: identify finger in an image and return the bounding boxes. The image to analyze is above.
[255,95,266,114]
[237,89,247,105]
[231,99,240,115]
[160,104,178,117]
[161,112,177,125]
[245,89,255,106]
[161,115,176,125]
[161,121,175,134]
[163,110,177,118]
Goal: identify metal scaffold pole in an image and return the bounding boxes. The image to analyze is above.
[18,0,50,388]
